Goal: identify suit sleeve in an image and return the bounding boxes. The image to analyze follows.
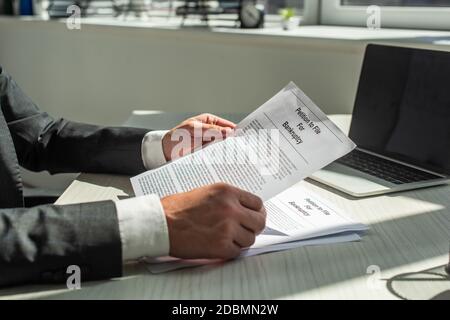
[0,67,148,175]
[0,200,122,288]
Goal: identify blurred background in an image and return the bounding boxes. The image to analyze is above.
[1,0,450,191]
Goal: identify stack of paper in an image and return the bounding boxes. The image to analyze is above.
[131,82,368,273]
[144,183,367,273]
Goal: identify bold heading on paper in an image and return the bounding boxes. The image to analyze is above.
[282,107,322,145]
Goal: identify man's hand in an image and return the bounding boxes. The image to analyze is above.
[162,113,236,161]
[161,183,266,260]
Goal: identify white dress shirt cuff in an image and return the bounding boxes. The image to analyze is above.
[114,195,170,261]
[141,130,169,169]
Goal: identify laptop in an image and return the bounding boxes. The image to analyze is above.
[310,44,450,197]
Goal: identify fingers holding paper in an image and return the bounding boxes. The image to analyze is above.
[162,113,236,162]
[194,113,237,129]
[161,183,266,260]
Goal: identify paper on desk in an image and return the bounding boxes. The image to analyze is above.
[131,82,356,201]
[144,184,367,274]
[144,233,361,274]
[254,183,367,248]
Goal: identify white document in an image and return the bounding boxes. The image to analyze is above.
[144,183,368,274]
[253,183,367,248]
[131,82,356,201]
[144,233,361,274]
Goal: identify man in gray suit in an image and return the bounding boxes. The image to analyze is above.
[0,67,266,288]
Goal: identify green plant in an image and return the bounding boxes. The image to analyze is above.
[279,8,295,20]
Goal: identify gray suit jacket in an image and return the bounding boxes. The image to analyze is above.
[0,66,149,288]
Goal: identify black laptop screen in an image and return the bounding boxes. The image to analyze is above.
[349,44,450,176]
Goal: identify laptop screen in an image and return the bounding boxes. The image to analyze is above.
[349,44,450,176]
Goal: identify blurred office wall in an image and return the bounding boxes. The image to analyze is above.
[2,19,449,191]
[0,20,365,127]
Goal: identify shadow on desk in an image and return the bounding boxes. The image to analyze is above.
[1,176,448,300]
[77,174,134,195]
[16,202,447,300]
[386,264,450,300]
[307,177,450,202]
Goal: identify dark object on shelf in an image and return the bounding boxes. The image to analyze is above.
[113,0,153,17]
[47,0,115,18]
[20,0,34,15]
[176,0,264,28]
[239,0,264,28]
[0,0,15,15]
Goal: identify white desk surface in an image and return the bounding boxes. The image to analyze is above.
[1,115,449,300]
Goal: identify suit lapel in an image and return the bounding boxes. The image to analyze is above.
[0,108,24,208]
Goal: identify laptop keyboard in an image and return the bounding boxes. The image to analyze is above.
[337,150,441,185]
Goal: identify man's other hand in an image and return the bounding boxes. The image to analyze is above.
[161,183,266,260]
[162,113,236,161]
